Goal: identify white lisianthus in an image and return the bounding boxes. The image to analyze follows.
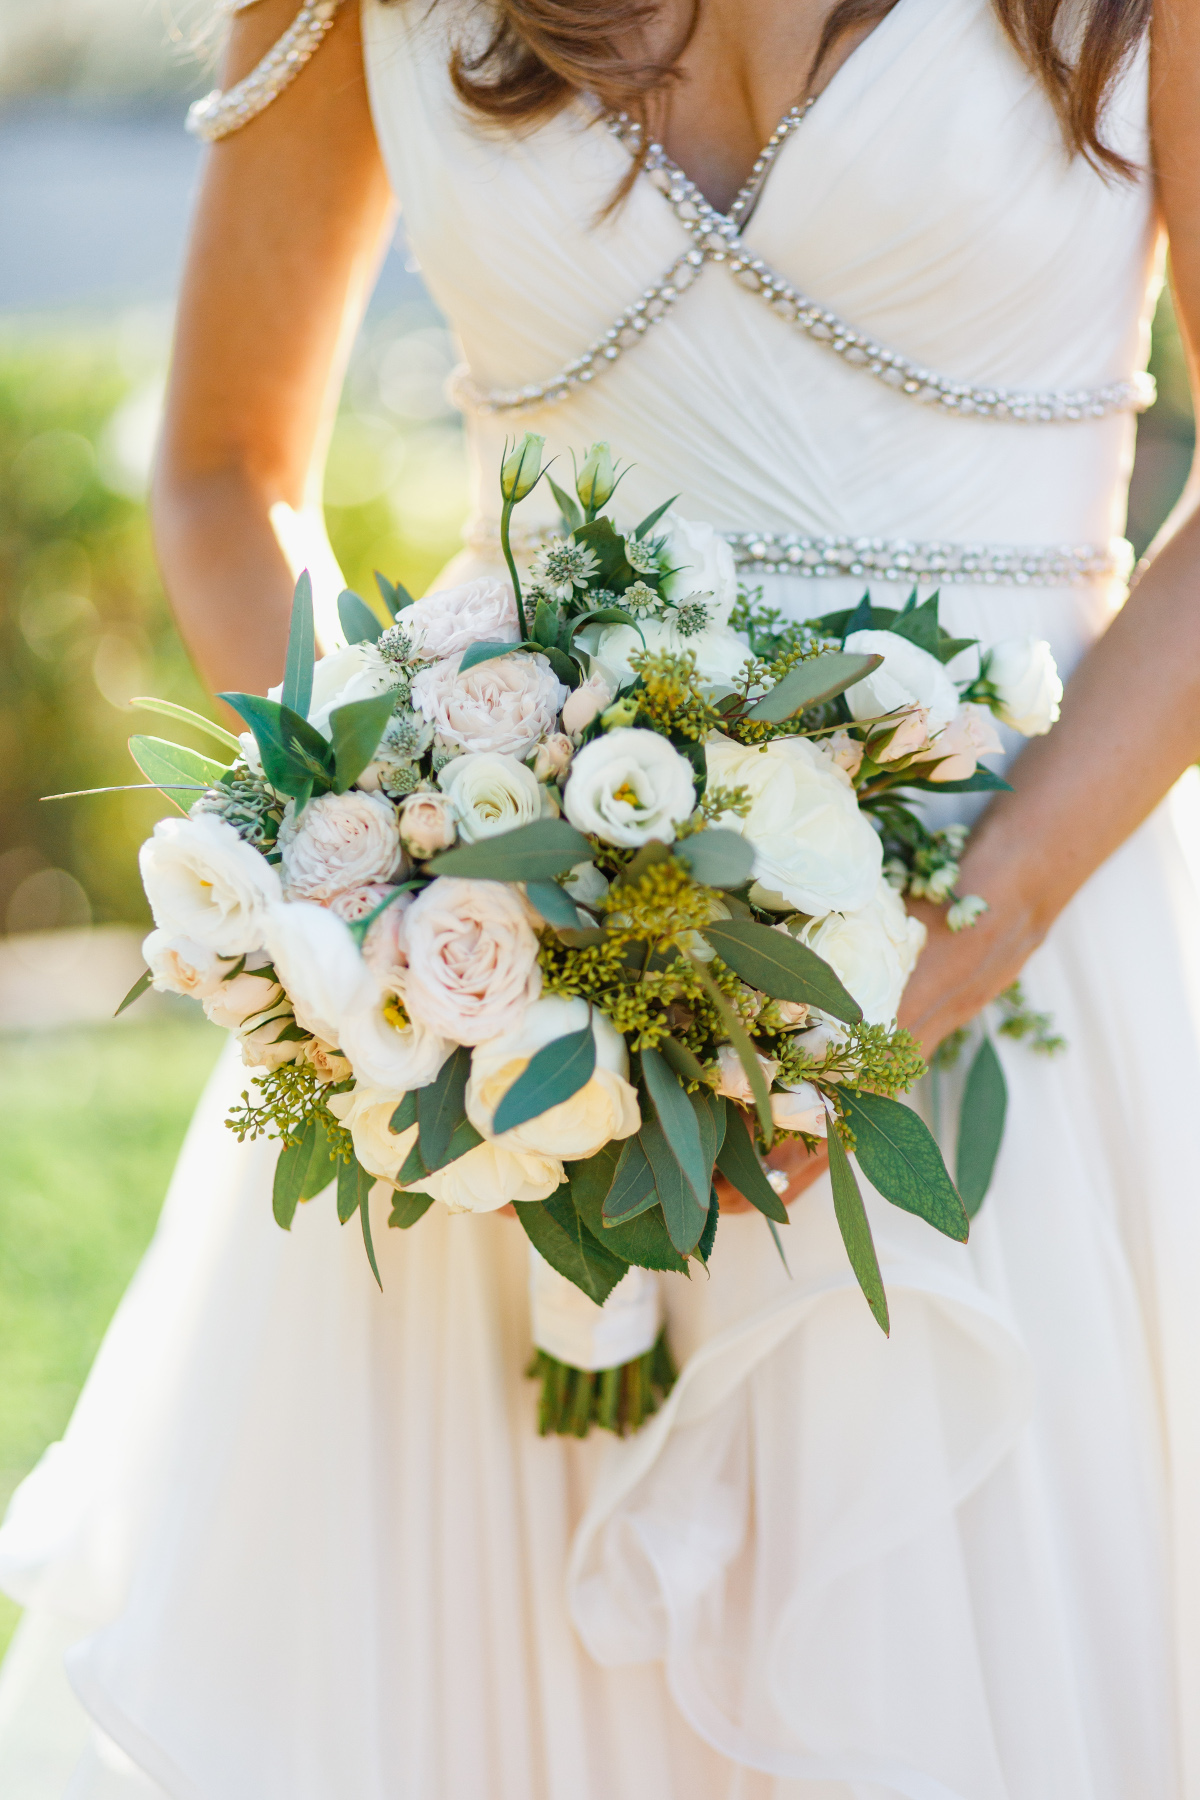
[407,1140,565,1214]
[984,637,1062,735]
[140,814,283,956]
[438,751,553,842]
[561,672,613,739]
[563,727,695,847]
[843,630,959,733]
[142,929,227,999]
[263,900,378,1047]
[278,791,403,903]
[713,1043,779,1104]
[771,1081,828,1135]
[402,876,542,1044]
[304,642,397,739]
[410,652,568,758]
[398,790,457,860]
[403,577,520,662]
[658,515,739,626]
[326,1085,417,1185]
[705,733,882,915]
[921,702,1004,783]
[583,616,750,692]
[339,994,453,1094]
[800,878,927,1025]
[466,996,640,1160]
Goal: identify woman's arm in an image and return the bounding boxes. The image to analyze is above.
[151,0,393,699]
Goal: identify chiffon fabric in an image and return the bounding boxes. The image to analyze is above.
[2,0,1198,1792]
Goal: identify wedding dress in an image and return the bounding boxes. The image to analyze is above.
[3,0,1198,1793]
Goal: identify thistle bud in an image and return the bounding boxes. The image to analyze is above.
[576,441,616,512]
[500,433,545,503]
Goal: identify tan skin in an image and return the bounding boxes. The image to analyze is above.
[153,0,1200,1214]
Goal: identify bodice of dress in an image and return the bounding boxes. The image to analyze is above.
[361,0,1160,565]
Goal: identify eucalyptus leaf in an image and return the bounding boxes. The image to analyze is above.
[337,1153,370,1225]
[571,1144,685,1271]
[715,1102,789,1222]
[459,639,523,673]
[329,689,399,792]
[612,839,674,887]
[633,495,678,539]
[389,1190,434,1229]
[675,828,756,888]
[273,1113,335,1229]
[514,1185,628,1304]
[839,1088,969,1242]
[602,1134,659,1222]
[114,968,152,1017]
[827,1121,890,1333]
[127,736,229,810]
[428,818,592,882]
[131,697,241,755]
[282,571,315,719]
[701,919,862,1024]
[548,475,584,533]
[526,879,584,930]
[338,588,384,645]
[642,1047,710,1209]
[687,959,774,1145]
[390,1090,418,1134]
[743,651,882,723]
[417,1046,473,1172]
[638,1114,709,1254]
[658,1034,708,1087]
[696,1186,720,1263]
[494,1023,596,1135]
[375,571,414,616]
[217,692,335,798]
[956,1035,1007,1216]
[397,1138,428,1188]
[906,768,1013,795]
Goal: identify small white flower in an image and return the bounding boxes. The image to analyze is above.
[713,1043,779,1105]
[583,616,750,691]
[623,536,661,577]
[438,751,552,842]
[201,966,284,1033]
[658,515,738,626]
[529,537,599,601]
[398,790,458,860]
[278,791,403,903]
[140,814,283,957]
[984,637,1062,736]
[410,651,568,759]
[620,580,663,620]
[562,861,610,907]
[563,727,695,847]
[920,702,1004,783]
[843,630,959,733]
[142,929,228,999]
[771,1081,828,1135]
[947,894,989,931]
[532,733,573,782]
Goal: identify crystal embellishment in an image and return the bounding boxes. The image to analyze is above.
[187,0,343,143]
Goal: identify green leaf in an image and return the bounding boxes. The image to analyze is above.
[375,571,414,616]
[642,1047,710,1206]
[889,595,941,656]
[548,476,584,533]
[329,689,398,792]
[839,1088,969,1242]
[427,818,592,882]
[632,495,678,539]
[935,634,979,666]
[539,643,582,689]
[715,1102,789,1222]
[389,1190,434,1229]
[568,605,641,645]
[514,1186,628,1304]
[532,596,561,646]
[675,828,756,888]
[389,1090,419,1134]
[571,516,632,586]
[338,588,384,645]
[494,1023,596,1135]
[526,879,584,929]
[612,839,674,887]
[114,968,153,1017]
[827,1121,890,1333]
[570,1145,685,1271]
[743,651,883,723]
[696,1186,719,1263]
[638,1113,710,1254]
[658,1034,708,1087]
[690,1084,724,1179]
[602,1135,659,1222]
[838,593,875,641]
[687,958,774,1145]
[131,697,241,754]
[397,1138,428,1187]
[217,692,335,798]
[906,768,1013,795]
[459,639,523,673]
[337,1152,371,1224]
[956,1035,1007,1217]
[127,736,229,810]
[282,571,315,719]
[273,1113,335,1228]
[417,1045,472,1172]
[701,920,863,1024]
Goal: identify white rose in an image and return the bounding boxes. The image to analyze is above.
[410,652,568,758]
[771,1081,828,1135]
[278,791,403,902]
[800,879,927,1026]
[921,702,1004,783]
[407,1139,565,1214]
[398,790,457,859]
[563,727,695,847]
[403,577,520,661]
[305,642,397,739]
[466,996,640,1160]
[705,733,882,915]
[713,1042,779,1104]
[142,929,227,999]
[658,515,739,626]
[561,673,613,738]
[585,616,750,692]
[402,876,542,1044]
[263,900,378,1047]
[984,636,1062,735]
[438,752,552,842]
[843,630,959,733]
[140,814,283,956]
[326,1085,417,1185]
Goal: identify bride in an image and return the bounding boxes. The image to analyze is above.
[2,0,1199,1790]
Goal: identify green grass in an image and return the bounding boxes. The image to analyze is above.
[0,1013,223,1656]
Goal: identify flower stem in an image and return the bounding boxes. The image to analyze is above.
[500,496,529,640]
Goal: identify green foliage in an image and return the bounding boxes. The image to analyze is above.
[417,1046,474,1171]
[428,818,591,881]
[956,1035,1008,1217]
[514,1185,627,1304]
[827,1119,890,1334]
[715,1103,789,1222]
[701,918,862,1023]
[838,1088,969,1243]
[527,1331,676,1437]
[273,1110,337,1227]
[995,981,1066,1055]
[493,1021,596,1134]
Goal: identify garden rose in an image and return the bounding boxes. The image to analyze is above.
[402,876,541,1043]
[531,733,573,782]
[403,577,519,661]
[407,1140,564,1214]
[438,751,552,842]
[658,515,738,625]
[713,1043,779,1104]
[800,878,927,1025]
[263,900,378,1047]
[984,636,1062,735]
[466,996,640,1160]
[771,1081,827,1134]
[705,733,882,915]
[398,790,457,859]
[843,630,959,733]
[278,792,403,903]
[326,1085,418,1185]
[410,652,568,758]
[140,814,282,956]
[563,728,695,847]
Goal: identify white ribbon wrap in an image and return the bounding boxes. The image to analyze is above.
[528,1249,662,1370]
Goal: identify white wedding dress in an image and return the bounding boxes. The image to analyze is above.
[3,0,1199,1793]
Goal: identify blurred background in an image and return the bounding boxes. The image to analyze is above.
[0,0,1194,1659]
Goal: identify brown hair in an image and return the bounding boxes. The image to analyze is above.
[448,0,1149,186]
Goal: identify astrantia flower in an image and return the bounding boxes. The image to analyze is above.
[621,580,662,619]
[529,537,600,601]
[377,622,415,673]
[671,599,711,638]
[624,536,661,576]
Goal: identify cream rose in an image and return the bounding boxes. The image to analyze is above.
[800,879,927,1025]
[705,733,882,915]
[872,705,933,763]
[532,733,573,782]
[263,899,378,1047]
[561,672,614,738]
[563,727,695,847]
[402,876,542,1044]
[201,966,284,1032]
[843,630,959,733]
[921,702,1004,782]
[238,1014,306,1071]
[403,577,519,661]
[713,1042,779,1104]
[326,1084,418,1185]
[771,1081,827,1135]
[140,814,283,956]
[410,652,568,758]
[438,751,552,842]
[142,929,227,999]
[278,792,402,903]
[406,1140,565,1214]
[398,790,457,860]
[984,636,1062,735]
[466,996,640,1160]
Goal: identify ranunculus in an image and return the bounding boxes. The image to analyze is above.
[410,652,568,758]
[658,515,738,626]
[984,636,1062,735]
[402,876,541,1044]
[563,728,695,847]
[584,616,750,692]
[140,814,282,956]
[326,1084,417,1184]
[713,1042,779,1104]
[466,996,640,1160]
[398,790,457,859]
[800,879,927,1025]
[278,792,403,903]
[142,929,228,999]
[406,1139,564,1214]
[532,734,573,782]
[705,733,882,915]
[304,642,397,739]
[438,751,553,842]
[403,577,519,661]
[263,900,378,1047]
[771,1081,827,1135]
[843,630,959,733]
[921,702,1004,782]
[561,672,613,738]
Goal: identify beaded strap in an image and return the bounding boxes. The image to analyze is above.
[187,0,342,142]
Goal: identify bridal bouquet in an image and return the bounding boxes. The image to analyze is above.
[93,436,1061,1436]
